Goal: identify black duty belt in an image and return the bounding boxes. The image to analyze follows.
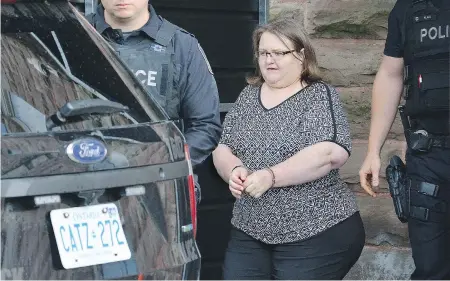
[405,130,450,152]
[398,105,450,151]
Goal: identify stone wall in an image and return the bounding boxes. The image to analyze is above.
[269,0,413,279]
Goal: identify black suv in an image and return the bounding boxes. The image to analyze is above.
[1,0,200,279]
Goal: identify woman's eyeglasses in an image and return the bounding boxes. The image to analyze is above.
[256,50,296,59]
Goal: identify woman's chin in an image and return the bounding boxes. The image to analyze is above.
[262,75,281,86]
[264,79,286,89]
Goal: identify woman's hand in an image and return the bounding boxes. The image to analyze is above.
[229,166,249,199]
[243,169,273,198]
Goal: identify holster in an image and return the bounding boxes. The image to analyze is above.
[389,106,449,223]
[386,155,409,223]
[405,129,450,152]
[398,105,450,152]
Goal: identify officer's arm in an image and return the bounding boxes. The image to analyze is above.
[367,55,404,155]
[367,0,406,156]
[180,40,222,167]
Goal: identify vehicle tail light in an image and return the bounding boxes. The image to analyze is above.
[184,144,197,237]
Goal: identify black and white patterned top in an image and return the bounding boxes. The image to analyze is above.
[219,81,359,244]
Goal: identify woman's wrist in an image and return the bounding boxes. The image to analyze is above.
[230,165,247,176]
[264,167,276,188]
[227,165,247,183]
[231,165,245,173]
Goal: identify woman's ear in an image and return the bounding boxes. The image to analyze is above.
[299,48,305,59]
[295,48,305,63]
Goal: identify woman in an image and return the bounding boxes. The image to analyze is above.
[212,17,365,280]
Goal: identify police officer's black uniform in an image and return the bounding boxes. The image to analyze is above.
[385,0,450,278]
[86,4,222,202]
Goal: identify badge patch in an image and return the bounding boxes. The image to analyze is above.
[198,43,213,75]
[151,44,166,53]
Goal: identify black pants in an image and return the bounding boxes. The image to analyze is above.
[222,212,365,280]
[406,147,450,279]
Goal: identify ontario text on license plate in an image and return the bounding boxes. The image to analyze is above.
[50,203,131,269]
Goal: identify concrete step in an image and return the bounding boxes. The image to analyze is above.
[348,192,415,279]
[357,193,410,247]
[345,245,414,279]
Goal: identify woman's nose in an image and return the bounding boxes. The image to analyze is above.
[265,54,275,63]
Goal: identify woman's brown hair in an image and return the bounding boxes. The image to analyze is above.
[247,16,322,86]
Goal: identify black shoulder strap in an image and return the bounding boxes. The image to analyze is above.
[401,0,440,54]
[154,18,178,47]
[412,0,438,12]
[401,0,427,50]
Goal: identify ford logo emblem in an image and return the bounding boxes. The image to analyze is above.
[66,138,108,164]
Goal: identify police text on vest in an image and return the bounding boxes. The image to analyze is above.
[420,25,449,42]
[134,70,157,87]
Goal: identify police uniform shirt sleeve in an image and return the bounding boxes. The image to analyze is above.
[301,83,352,156]
[383,0,409,58]
[179,37,222,167]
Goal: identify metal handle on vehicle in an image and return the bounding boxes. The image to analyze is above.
[46,99,129,130]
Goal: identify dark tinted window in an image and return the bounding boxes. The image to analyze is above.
[1,32,136,134]
[1,4,168,135]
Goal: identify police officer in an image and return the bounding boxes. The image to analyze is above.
[85,0,222,200]
[359,0,449,279]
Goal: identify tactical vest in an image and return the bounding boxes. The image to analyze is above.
[86,14,181,122]
[402,0,449,134]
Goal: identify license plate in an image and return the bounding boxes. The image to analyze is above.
[50,203,131,269]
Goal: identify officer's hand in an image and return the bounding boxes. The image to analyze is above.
[228,167,249,199]
[359,153,380,197]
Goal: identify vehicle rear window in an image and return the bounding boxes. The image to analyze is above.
[1,32,136,134]
[1,6,168,135]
